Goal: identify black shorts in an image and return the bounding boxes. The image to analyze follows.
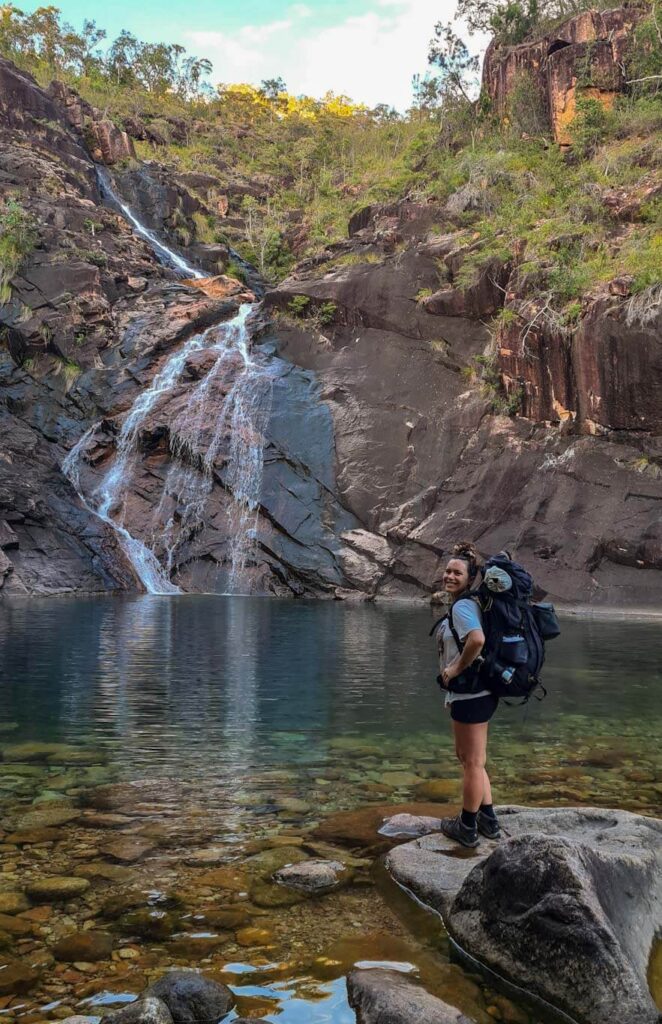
[450,693,499,724]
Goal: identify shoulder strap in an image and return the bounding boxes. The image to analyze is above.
[447,604,465,652]
[428,614,447,637]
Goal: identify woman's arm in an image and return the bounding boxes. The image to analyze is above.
[442,628,485,685]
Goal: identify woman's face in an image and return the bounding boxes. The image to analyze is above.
[443,558,471,594]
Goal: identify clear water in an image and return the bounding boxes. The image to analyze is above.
[1,598,660,1024]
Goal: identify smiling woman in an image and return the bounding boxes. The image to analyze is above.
[433,541,501,848]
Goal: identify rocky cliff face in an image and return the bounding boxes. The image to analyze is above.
[0,50,660,606]
[482,6,643,143]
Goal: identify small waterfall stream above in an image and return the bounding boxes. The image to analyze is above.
[63,173,271,595]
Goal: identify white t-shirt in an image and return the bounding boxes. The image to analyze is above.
[435,597,489,704]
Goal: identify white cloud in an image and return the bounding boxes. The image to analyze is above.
[186,0,487,111]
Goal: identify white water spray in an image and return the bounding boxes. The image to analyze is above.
[64,173,271,595]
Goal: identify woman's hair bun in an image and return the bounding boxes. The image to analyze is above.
[450,540,481,580]
[452,540,480,562]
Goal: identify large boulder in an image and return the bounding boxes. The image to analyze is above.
[144,971,234,1024]
[387,806,662,1024]
[347,968,475,1024]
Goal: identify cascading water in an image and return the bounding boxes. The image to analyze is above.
[64,172,272,595]
[95,167,205,280]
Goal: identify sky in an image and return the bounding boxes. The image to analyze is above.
[22,0,488,111]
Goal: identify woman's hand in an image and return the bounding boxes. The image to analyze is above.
[442,660,462,686]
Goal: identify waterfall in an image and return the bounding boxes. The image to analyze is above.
[95,167,205,280]
[64,172,271,595]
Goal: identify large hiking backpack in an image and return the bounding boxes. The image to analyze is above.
[433,552,561,703]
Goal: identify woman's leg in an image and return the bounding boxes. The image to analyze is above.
[453,720,490,813]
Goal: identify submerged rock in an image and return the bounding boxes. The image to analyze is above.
[25,875,91,901]
[0,960,41,995]
[347,968,474,1024]
[100,996,173,1024]
[145,970,235,1024]
[0,891,30,914]
[387,806,662,1024]
[52,930,114,962]
[273,859,352,894]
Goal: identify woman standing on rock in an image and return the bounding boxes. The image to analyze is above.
[434,541,501,848]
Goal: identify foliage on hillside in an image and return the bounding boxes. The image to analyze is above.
[1,2,660,302]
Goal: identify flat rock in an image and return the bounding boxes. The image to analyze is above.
[378,813,442,838]
[346,968,474,1024]
[13,806,80,829]
[273,858,352,894]
[0,891,30,914]
[74,861,135,883]
[387,806,662,1024]
[25,875,91,901]
[314,801,456,851]
[99,837,154,863]
[6,827,65,844]
[145,970,235,1024]
[52,930,114,962]
[0,742,82,762]
[0,960,41,996]
[80,813,134,829]
[100,996,173,1024]
[182,847,227,867]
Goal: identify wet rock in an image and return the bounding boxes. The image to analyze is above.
[74,861,135,883]
[60,1017,99,1024]
[273,859,352,895]
[80,814,134,829]
[0,742,82,762]
[235,926,274,947]
[378,813,442,838]
[314,801,456,852]
[413,779,459,802]
[168,934,230,957]
[25,876,91,901]
[0,891,30,914]
[347,968,474,1024]
[117,909,180,941]
[13,806,80,829]
[0,912,33,935]
[52,930,113,962]
[99,996,173,1024]
[0,960,41,996]
[182,848,227,867]
[387,806,662,1024]
[145,969,235,1024]
[99,837,154,863]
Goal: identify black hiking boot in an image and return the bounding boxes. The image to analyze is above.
[439,814,479,848]
[477,809,501,840]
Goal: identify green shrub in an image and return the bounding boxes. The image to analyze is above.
[569,97,613,156]
[0,199,38,302]
[287,295,311,317]
[318,301,337,326]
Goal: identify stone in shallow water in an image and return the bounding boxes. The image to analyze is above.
[145,969,235,1024]
[0,891,30,914]
[414,779,459,801]
[378,813,441,838]
[74,861,135,883]
[346,968,473,1024]
[80,813,134,829]
[99,996,173,1024]
[99,837,154,863]
[235,926,274,947]
[14,806,80,829]
[168,934,230,957]
[25,875,91,901]
[0,912,33,935]
[0,742,83,762]
[182,847,227,867]
[273,859,352,894]
[52,930,114,962]
[118,909,180,941]
[6,827,64,844]
[0,960,41,996]
[313,801,456,850]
